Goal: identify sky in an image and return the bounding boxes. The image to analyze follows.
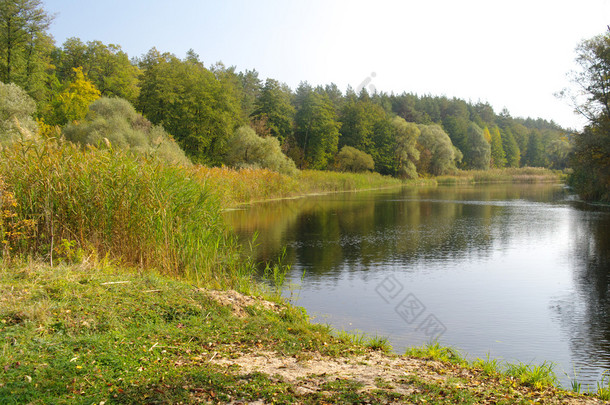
[42,0,610,130]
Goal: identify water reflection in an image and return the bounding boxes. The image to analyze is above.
[551,204,610,387]
[224,184,610,388]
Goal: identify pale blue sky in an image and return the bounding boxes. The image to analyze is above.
[43,0,610,130]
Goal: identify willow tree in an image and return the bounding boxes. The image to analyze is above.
[463,123,491,170]
[392,116,420,179]
[417,124,457,176]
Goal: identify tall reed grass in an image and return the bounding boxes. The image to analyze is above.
[194,166,406,207]
[435,167,563,185]
[0,138,249,288]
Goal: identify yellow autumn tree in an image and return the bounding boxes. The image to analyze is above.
[482,126,492,143]
[48,67,101,125]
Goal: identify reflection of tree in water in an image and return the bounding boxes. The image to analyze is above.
[225,184,568,280]
[550,205,610,386]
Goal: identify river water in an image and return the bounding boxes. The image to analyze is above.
[223,184,610,389]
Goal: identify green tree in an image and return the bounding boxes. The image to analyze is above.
[566,29,610,201]
[547,136,572,169]
[137,49,240,165]
[225,125,298,175]
[501,127,521,167]
[463,123,491,169]
[0,81,36,144]
[294,84,341,169]
[523,130,547,167]
[490,126,507,168]
[250,78,294,143]
[0,0,54,102]
[334,146,374,172]
[416,124,457,175]
[392,116,420,179]
[237,69,261,121]
[53,38,141,102]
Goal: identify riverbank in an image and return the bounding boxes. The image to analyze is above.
[436,167,565,185]
[195,166,563,208]
[1,261,607,404]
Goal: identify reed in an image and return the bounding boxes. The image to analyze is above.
[0,138,249,288]
[192,166,404,207]
[436,167,563,185]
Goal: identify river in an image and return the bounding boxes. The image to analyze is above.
[223,183,610,390]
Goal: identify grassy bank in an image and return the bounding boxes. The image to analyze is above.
[194,166,408,207]
[2,138,598,403]
[1,261,607,404]
[436,167,564,185]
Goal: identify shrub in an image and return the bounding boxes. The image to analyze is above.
[0,82,38,145]
[334,146,374,172]
[63,97,191,166]
[225,126,298,176]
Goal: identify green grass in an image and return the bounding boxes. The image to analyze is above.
[405,341,468,366]
[505,361,558,389]
[0,261,363,404]
[407,343,561,391]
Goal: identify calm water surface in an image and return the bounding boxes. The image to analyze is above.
[223,184,610,389]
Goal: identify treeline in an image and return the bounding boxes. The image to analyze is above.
[1,0,572,179]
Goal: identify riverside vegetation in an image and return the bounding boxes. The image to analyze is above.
[0,134,606,403]
[1,1,608,401]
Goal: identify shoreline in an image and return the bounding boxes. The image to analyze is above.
[1,262,607,404]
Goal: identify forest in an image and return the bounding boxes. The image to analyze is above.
[0,1,607,200]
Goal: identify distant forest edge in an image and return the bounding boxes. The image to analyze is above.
[1,1,608,201]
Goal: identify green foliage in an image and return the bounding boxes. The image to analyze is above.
[0,138,243,286]
[501,127,521,167]
[547,136,572,169]
[339,96,385,152]
[523,130,547,167]
[490,126,507,168]
[0,0,53,99]
[250,78,295,143]
[0,81,37,144]
[293,84,341,169]
[334,146,374,172]
[137,49,240,165]
[63,97,190,166]
[416,124,458,175]
[225,125,298,176]
[463,123,491,170]
[569,123,610,201]
[392,117,420,179]
[52,37,141,102]
[566,30,610,201]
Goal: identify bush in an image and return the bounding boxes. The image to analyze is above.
[0,82,38,145]
[63,97,190,166]
[334,146,374,172]
[225,126,298,176]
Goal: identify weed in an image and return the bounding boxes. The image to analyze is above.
[473,353,501,376]
[597,372,610,400]
[405,341,466,365]
[505,361,558,389]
